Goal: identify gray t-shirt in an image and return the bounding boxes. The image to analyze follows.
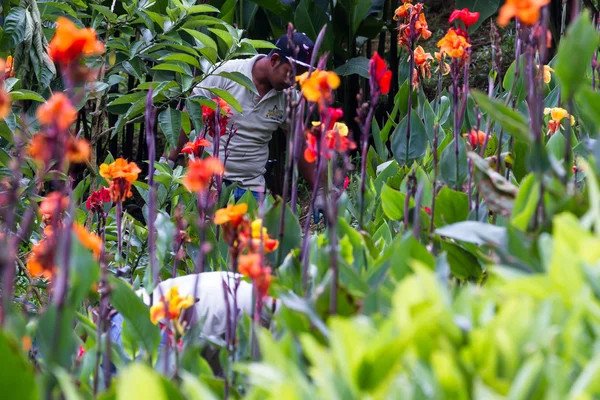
[192,55,289,192]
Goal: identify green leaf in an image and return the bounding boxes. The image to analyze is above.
[455,0,500,31]
[502,54,527,103]
[208,27,236,48]
[188,4,220,14]
[117,364,167,400]
[152,63,190,75]
[10,90,45,102]
[441,242,482,280]
[0,7,27,49]
[90,4,118,22]
[440,138,468,189]
[391,109,427,166]
[334,57,369,78]
[218,71,258,95]
[436,221,506,246]
[510,173,539,231]
[186,98,204,134]
[183,29,218,51]
[160,54,200,69]
[108,92,148,108]
[249,0,293,21]
[381,183,412,221]
[206,88,242,113]
[472,90,531,143]
[263,202,301,267]
[433,187,469,228]
[0,331,38,400]
[37,306,76,368]
[108,276,162,360]
[555,10,600,98]
[350,0,372,37]
[242,39,277,49]
[159,107,183,149]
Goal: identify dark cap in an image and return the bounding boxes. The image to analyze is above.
[273,32,314,68]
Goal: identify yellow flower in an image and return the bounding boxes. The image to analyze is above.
[542,65,553,84]
[214,203,248,227]
[437,29,471,59]
[544,107,575,135]
[149,286,194,328]
[296,70,341,104]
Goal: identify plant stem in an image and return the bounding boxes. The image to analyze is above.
[359,91,379,230]
[145,89,158,286]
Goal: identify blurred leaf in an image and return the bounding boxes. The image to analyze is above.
[108,276,161,360]
[116,364,167,400]
[510,173,539,231]
[334,57,369,78]
[440,138,468,189]
[0,331,37,400]
[263,201,301,267]
[555,10,600,98]
[10,90,45,102]
[159,107,183,149]
[434,187,469,228]
[437,221,506,246]
[472,90,531,143]
[37,306,76,368]
[502,54,526,103]
[470,152,518,216]
[441,241,482,280]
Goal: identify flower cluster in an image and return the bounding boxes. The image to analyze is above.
[498,0,550,27]
[394,1,432,50]
[202,97,232,137]
[99,158,141,202]
[150,286,195,335]
[304,108,355,163]
[296,70,341,108]
[463,129,487,149]
[238,253,272,299]
[181,138,211,158]
[544,107,575,136]
[48,17,105,67]
[85,187,111,213]
[437,28,472,60]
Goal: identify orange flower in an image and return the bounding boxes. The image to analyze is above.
[39,192,69,226]
[304,122,356,163]
[434,52,451,76]
[238,253,272,299]
[437,29,471,59]
[415,13,432,40]
[181,138,211,158]
[182,157,224,192]
[37,93,77,131]
[202,98,232,137]
[0,89,11,120]
[149,286,194,333]
[214,203,248,227]
[393,3,414,20]
[27,236,56,279]
[99,158,141,202]
[463,129,487,148]
[296,70,341,105]
[66,137,91,163]
[4,56,14,78]
[497,0,550,27]
[413,46,433,79]
[28,134,52,164]
[73,223,102,258]
[48,17,105,65]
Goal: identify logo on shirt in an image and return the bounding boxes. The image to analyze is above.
[265,105,285,122]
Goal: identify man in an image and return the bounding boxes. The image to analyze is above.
[165,33,326,217]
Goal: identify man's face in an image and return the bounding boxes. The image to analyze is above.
[269,54,295,91]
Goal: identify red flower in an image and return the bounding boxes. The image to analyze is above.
[86,187,111,212]
[369,52,392,95]
[344,176,350,190]
[181,138,211,158]
[202,98,232,137]
[77,345,86,359]
[423,206,432,215]
[449,8,480,28]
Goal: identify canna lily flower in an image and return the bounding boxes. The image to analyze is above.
[27,236,56,279]
[544,107,575,135]
[304,122,356,163]
[238,253,272,299]
[498,0,550,27]
[39,192,69,226]
[86,186,111,212]
[214,203,248,228]
[541,65,554,84]
[343,176,350,190]
[463,129,487,148]
[0,89,11,120]
[73,223,102,258]
[66,137,91,163]
[181,138,211,158]
[48,17,105,65]
[437,29,471,59]
[449,8,480,28]
[369,52,392,95]
[423,206,432,215]
[99,158,142,202]
[202,98,232,137]
[434,52,451,76]
[413,46,433,79]
[296,70,341,105]
[244,219,279,253]
[3,56,14,78]
[149,286,195,334]
[37,93,78,131]
[414,12,432,40]
[28,134,52,164]
[393,3,414,20]
[182,157,224,192]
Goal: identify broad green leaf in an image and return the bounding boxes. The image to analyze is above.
[117,364,167,400]
[206,88,243,113]
[502,54,527,103]
[90,4,118,22]
[555,10,600,98]
[440,138,468,189]
[334,57,369,78]
[160,54,200,69]
[183,29,218,51]
[381,183,412,221]
[263,202,301,267]
[0,331,38,400]
[152,63,190,75]
[511,173,539,231]
[208,27,235,48]
[10,90,45,102]
[218,71,258,94]
[350,0,372,37]
[249,0,293,21]
[0,7,27,49]
[433,187,469,228]
[37,306,76,368]
[441,242,482,280]
[108,92,148,108]
[242,39,278,49]
[188,4,220,14]
[472,90,531,143]
[159,107,183,149]
[391,109,427,165]
[108,276,161,360]
[186,98,204,134]
[437,221,506,246]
